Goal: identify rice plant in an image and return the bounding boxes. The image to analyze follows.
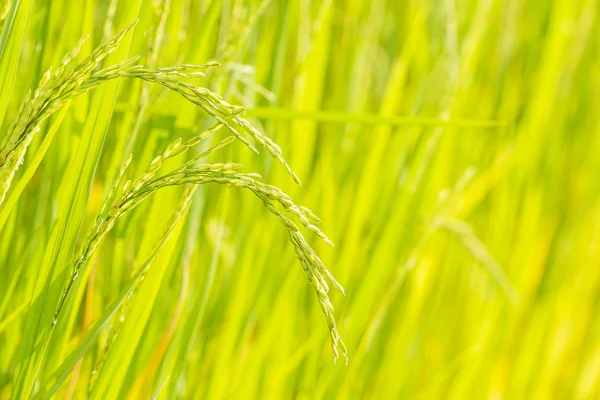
[0,10,347,398]
[2,0,600,399]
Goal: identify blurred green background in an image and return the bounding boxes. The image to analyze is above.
[1,0,600,398]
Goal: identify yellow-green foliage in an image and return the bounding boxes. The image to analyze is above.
[0,1,9,21]
[1,0,599,399]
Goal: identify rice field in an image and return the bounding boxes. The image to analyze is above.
[0,0,599,398]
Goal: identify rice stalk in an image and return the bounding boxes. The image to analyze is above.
[0,21,138,204]
[0,19,299,207]
[1,17,343,367]
[81,62,300,183]
[53,130,346,362]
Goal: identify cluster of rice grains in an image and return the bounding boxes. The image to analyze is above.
[0,21,347,363]
[0,23,134,204]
